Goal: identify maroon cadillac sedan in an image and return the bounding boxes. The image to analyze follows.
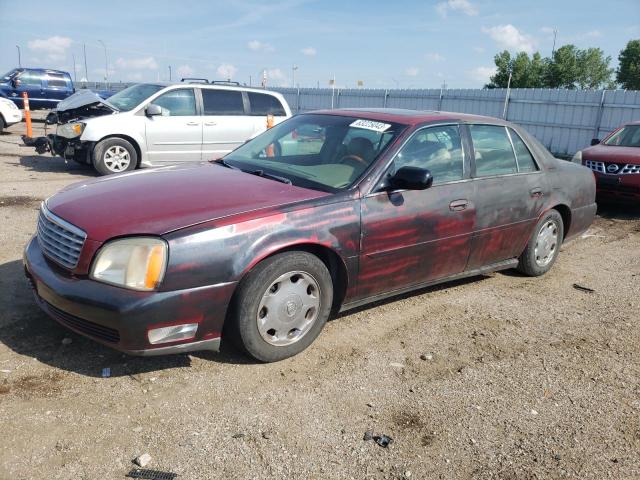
[24,109,597,362]
[574,121,640,203]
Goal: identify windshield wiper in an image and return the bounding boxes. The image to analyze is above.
[213,158,239,169]
[249,169,292,185]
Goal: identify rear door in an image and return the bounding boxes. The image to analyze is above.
[15,70,46,108]
[358,124,476,299]
[143,87,202,164]
[43,73,71,106]
[200,88,253,160]
[465,124,546,269]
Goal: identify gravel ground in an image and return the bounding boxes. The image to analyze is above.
[0,119,639,480]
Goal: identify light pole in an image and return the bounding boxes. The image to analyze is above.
[98,40,108,85]
[168,65,172,81]
[292,65,298,88]
[16,45,21,67]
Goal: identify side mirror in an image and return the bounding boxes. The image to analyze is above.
[590,138,600,146]
[389,166,433,191]
[145,104,162,116]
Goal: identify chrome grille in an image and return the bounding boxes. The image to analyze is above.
[584,160,640,175]
[37,204,86,269]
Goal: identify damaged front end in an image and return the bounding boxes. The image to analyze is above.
[22,90,118,164]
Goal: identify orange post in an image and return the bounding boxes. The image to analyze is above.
[266,114,274,129]
[265,114,275,156]
[22,92,33,138]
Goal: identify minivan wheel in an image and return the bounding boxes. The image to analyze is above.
[517,209,564,276]
[93,138,137,175]
[232,252,333,362]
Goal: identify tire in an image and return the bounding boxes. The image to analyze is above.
[231,252,333,362]
[92,137,138,175]
[0,115,5,134]
[517,209,564,276]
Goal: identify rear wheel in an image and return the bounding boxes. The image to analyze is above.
[517,209,564,276]
[231,252,333,362]
[93,138,137,175]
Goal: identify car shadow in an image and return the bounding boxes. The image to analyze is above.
[18,155,96,176]
[596,201,640,220]
[0,259,256,378]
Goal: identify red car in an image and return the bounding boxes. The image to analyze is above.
[575,121,640,202]
[24,109,597,362]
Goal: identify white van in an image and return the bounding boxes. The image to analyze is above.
[47,82,291,175]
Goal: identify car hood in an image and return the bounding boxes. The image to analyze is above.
[45,163,330,242]
[582,144,640,164]
[55,89,118,113]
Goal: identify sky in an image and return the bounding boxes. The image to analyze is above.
[0,0,638,89]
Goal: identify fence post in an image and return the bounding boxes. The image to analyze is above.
[502,88,511,119]
[296,87,301,113]
[336,89,341,109]
[592,89,607,141]
[438,87,444,111]
[383,89,389,108]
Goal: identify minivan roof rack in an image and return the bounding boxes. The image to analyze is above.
[181,78,209,84]
[210,80,241,86]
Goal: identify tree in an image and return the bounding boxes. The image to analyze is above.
[576,48,614,89]
[486,51,546,88]
[545,45,580,89]
[617,39,640,90]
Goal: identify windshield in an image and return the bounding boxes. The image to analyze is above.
[1,69,19,82]
[105,83,164,112]
[223,114,406,192]
[604,125,640,147]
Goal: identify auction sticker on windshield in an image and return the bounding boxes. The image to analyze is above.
[350,119,391,132]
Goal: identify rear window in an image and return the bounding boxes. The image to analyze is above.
[248,92,286,116]
[202,89,245,115]
[47,74,67,88]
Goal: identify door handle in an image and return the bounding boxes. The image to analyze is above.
[449,199,468,211]
[530,187,544,198]
[186,121,200,126]
[204,121,217,126]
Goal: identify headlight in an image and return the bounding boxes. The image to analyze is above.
[57,122,86,138]
[571,150,582,164]
[90,237,168,291]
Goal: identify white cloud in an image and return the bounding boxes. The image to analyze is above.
[468,66,497,84]
[248,40,274,52]
[27,36,72,61]
[217,63,238,79]
[436,0,478,17]
[426,52,444,61]
[301,47,317,56]
[405,67,420,77]
[176,65,194,78]
[482,24,535,53]
[115,56,158,70]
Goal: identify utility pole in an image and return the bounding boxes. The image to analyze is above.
[249,75,252,86]
[83,43,89,82]
[168,65,172,81]
[292,64,298,88]
[551,28,558,57]
[72,54,77,82]
[502,70,512,119]
[98,40,108,85]
[16,45,21,67]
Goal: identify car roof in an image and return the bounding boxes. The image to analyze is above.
[19,68,69,75]
[308,108,507,126]
[145,82,283,95]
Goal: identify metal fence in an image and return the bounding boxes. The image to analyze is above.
[273,87,640,157]
[78,82,640,157]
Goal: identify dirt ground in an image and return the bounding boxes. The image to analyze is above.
[0,118,639,480]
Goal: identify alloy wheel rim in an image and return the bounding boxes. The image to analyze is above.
[534,220,559,267]
[103,145,131,172]
[256,270,321,347]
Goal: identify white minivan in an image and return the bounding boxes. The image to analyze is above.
[48,82,291,175]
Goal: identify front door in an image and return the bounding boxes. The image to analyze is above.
[200,89,254,160]
[465,124,547,269]
[358,124,476,300]
[144,88,202,164]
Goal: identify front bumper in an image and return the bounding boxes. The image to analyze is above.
[23,237,236,356]
[593,172,640,202]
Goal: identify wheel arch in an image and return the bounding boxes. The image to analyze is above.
[550,204,571,240]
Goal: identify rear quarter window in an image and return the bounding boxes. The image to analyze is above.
[248,92,286,116]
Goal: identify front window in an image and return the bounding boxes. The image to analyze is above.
[106,83,164,112]
[604,125,640,147]
[152,89,196,116]
[223,114,407,192]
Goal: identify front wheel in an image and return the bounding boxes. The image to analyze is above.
[231,252,334,362]
[93,138,138,175]
[517,209,564,276]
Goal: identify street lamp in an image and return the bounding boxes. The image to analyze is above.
[98,40,108,85]
[16,45,21,67]
[168,65,172,82]
[292,65,298,88]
